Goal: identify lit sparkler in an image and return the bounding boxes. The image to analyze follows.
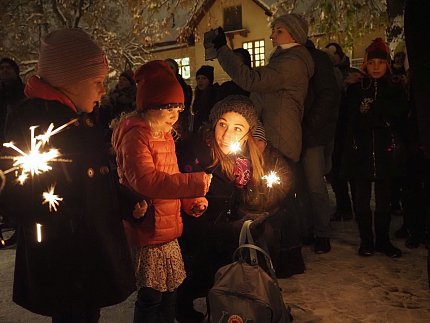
[229,140,242,154]
[262,170,281,188]
[42,185,63,212]
[1,118,77,185]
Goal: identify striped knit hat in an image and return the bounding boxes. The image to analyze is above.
[252,121,267,143]
[209,95,258,130]
[37,28,108,88]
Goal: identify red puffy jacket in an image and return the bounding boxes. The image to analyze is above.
[112,115,207,246]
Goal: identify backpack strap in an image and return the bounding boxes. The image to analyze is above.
[233,243,279,286]
[238,220,257,264]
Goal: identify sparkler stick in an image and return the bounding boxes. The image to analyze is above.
[36,118,79,143]
[36,223,42,243]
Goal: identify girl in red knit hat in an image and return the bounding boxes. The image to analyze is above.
[111,60,212,323]
[342,38,410,258]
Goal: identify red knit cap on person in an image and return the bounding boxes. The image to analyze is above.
[361,37,391,73]
[37,28,108,88]
[134,60,184,112]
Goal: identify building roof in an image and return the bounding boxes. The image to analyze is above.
[149,0,278,52]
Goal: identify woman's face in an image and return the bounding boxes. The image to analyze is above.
[146,106,183,133]
[270,22,295,47]
[196,75,210,91]
[60,75,107,113]
[366,58,388,79]
[215,111,250,155]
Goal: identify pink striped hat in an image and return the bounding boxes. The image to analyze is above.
[37,28,108,88]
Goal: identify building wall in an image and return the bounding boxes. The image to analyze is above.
[149,1,389,87]
[148,45,195,83]
[150,0,274,88]
[195,0,273,86]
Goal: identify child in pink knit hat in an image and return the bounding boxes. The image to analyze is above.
[27,28,109,113]
[4,28,135,321]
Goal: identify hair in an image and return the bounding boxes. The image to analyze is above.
[202,123,265,184]
[110,109,180,140]
[233,48,252,68]
[165,58,179,74]
[325,42,345,59]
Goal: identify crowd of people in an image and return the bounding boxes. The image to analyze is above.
[0,6,429,323]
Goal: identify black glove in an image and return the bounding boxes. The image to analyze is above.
[239,212,271,236]
[213,27,227,50]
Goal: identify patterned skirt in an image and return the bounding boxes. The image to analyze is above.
[132,239,186,292]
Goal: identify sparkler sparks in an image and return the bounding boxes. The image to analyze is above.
[262,170,281,188]
[1,119,77,185]
[229,140,242,154]
[42,185,63,212]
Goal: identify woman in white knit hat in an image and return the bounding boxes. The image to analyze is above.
[4,28,135,322]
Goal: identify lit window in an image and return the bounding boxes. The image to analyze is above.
[243,40,265,67]
[175,57,191,79]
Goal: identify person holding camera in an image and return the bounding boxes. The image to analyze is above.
[207,14,314,164]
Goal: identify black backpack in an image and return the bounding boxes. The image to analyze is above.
[208,220,292,323]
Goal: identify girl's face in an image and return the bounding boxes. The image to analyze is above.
[366,58,388,79]
[270,22,295,47]
[196,75,210,91]
[61,75,106,113]
[146,106,183,133]
[215,111,250,155]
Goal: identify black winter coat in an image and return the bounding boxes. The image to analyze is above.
[341,76,410,180]
[177,134,291,292]
[303,46,341,148]
[3,99,135,316]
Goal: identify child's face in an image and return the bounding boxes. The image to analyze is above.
[0,62,17,84]
[366,58,388,79]
[196,75,210,91]
[61,75,106,113]
[214,111,250,155]
[146,106,183,133]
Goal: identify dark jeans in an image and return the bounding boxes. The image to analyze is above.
[302,146,331,237]
[52,309,100,323]
[134,287,177,323]
[354,179,392,247]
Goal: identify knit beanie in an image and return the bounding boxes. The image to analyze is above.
[37,28,108,88]
[196,65,214,84]
[134,60,184,112]
[0,58,20,77]
[271,14,308,45]
[233,48,252,68]
[252,121,267,143]
[361,38,391,72]
[209,95,258,130]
